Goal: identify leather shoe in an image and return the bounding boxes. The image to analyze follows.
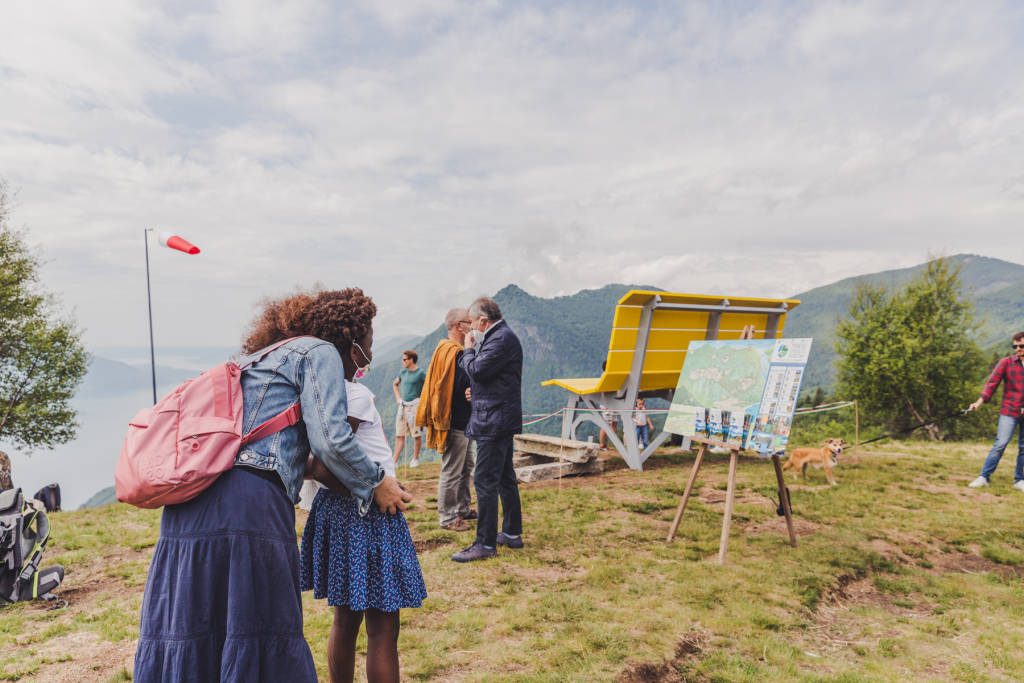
[451,541,496,563]
[496,532,524,549]
[462,508,478,520]
[441,518,471,532]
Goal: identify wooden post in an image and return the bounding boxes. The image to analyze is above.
[854,400,860,451]
[771,454,797,547]
[667,443,707,542]
[717,448,739,565]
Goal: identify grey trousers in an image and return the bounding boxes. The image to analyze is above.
[438,429,476,525]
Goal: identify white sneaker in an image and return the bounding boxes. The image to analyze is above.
[968,476,989,488]
[1014,481,1024,492]
[410,458,420,468]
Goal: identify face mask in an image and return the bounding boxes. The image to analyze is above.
[352,342,371,380]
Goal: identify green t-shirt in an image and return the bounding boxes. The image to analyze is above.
[398,367,426,402]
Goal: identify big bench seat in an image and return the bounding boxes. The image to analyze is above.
[542,290,800,469]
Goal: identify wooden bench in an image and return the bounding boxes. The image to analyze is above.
[542,290,800,469]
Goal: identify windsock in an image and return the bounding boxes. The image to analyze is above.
[157,231,200,255]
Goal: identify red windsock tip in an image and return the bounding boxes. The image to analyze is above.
[158,231,200,255]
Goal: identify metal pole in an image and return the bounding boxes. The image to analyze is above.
[144,229,157,405]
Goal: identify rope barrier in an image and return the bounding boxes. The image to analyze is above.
[792,401,856,416]
[520,399,858,426]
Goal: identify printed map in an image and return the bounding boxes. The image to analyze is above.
[671,340,774,412]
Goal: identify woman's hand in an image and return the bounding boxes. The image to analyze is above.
[374,475,412,514]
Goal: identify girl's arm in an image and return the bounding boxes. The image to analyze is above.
[305,416,363,494]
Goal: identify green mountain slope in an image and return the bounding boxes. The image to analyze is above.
[360,284,659,456]
[79,485,117,509]
[784,254,1024,391]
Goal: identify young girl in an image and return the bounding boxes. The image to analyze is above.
[633,398,654,449]
[300,290,427,683]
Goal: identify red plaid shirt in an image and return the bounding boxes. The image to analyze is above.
[980,355,1024,417]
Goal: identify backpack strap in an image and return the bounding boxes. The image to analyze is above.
[240,403,303,447]
[237,336,319,371]
[236,336,316,446]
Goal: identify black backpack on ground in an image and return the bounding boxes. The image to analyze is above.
[33,484,61,512]
[0,488,65,604]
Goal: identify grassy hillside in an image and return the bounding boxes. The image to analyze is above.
[6,440,1024,680]
[785,254,1024,391]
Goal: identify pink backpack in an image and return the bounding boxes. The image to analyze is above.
[115,338,307,508]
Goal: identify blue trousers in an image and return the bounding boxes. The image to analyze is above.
[980,414,1024,482]
[474,436,523,547]
[635,424,649,448]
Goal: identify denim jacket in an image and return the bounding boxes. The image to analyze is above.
[234,337,384,514]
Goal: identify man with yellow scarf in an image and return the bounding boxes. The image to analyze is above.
[417,309,477,531]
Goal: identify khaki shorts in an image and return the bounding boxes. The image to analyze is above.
[395,402,421,437]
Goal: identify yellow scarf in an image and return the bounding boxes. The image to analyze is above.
[415,338,463,451]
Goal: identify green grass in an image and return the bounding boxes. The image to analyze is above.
[6,441,1024,680]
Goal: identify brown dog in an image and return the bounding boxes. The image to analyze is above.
[781,439,847,485]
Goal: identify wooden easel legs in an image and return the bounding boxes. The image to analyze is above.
[666,446,798,564]
[667,444,706,542]
[771,454,798,547]
[717,449,739,564]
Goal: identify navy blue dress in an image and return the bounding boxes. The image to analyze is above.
[134,468,317,682]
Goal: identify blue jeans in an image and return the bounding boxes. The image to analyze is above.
[635,424,649,448]
[474,437,522,548]
[980,414,1024,482]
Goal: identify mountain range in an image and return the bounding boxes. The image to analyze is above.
[13,253,1018,509]
[785,254,1024,389]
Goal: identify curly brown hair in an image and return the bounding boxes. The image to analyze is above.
[242,288,376,354]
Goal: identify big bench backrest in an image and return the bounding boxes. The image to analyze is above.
[545,290,800,395]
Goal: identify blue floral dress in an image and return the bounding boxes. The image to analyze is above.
[300,489,427,611]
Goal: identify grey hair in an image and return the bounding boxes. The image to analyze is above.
[444,308,468,330]
[468,297,502,322]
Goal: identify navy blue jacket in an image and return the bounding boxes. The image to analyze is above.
[459,320,523,440]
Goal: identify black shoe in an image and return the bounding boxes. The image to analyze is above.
[451,541,496,563]
[496,532,524,549]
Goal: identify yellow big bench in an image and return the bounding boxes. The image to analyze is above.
[542,290,800,469]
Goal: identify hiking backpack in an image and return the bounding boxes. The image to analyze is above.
[0,487,64,604]
[33,484,61,512]
[115,338,308,509]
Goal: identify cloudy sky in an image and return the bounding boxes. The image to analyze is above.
[2,1,1022,350]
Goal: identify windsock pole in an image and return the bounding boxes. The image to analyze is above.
[144,229,157,404]
[143,228,200,404]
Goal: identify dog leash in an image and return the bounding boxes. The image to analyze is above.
[857,408,971,447]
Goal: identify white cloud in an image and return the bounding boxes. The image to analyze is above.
[1,0,1022,349]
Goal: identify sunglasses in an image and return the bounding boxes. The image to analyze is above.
[1014,343,1024,349]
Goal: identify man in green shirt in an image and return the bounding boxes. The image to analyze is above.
[393,350,427,467]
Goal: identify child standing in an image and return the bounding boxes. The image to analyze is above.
[300,294,426,683]
[633,398,655,449]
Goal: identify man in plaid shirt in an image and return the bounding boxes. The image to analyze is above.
[967,331,1024,489]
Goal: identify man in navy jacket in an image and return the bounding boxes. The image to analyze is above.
[451,297,525,562]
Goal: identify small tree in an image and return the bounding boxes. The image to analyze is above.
[835,258,982,440]
[0,180,88,451]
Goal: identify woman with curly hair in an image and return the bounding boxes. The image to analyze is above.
[134,288,411,683]
[299,290,427,683]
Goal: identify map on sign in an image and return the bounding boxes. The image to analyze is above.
[670,340,774,412]
[665,338,812,456]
